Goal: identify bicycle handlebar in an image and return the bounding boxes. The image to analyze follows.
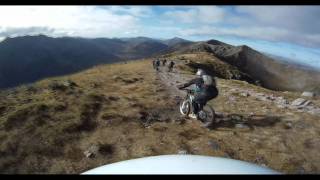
[180,88,193,94]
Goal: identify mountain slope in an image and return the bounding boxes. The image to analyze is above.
[0,35,121,89]
[161,37,193,46]
[171,40,320,93]
[122,40,169,59]
[0,35,172,89]
[1,35,319,94]
[0,56,320,174]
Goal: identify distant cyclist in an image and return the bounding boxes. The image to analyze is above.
[152,60,156,69]
[155,59,160,71]
[162,59,167,66]
[168,61,175,72]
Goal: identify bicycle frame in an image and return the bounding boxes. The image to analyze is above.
[184,90,196,114]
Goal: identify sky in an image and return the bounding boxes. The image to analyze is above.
[0,5,319,69]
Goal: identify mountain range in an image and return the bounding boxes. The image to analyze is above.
[0,35,192,89]
[0,35,319,93]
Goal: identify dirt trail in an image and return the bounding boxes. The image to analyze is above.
[155,60,196,97]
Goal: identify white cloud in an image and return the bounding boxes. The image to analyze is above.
[179,26,288,41]
[178,25,320,48]
[163,6,225,24]
[164,9,197,23]
[0,6,319,49]
[0,6,140,38]
[0,27,56,37]
[103,6,154,17]
[196,6,225,24]
[171,6,320,48]
[234,6,320,34]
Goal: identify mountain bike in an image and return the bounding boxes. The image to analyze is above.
[179,89,215,127]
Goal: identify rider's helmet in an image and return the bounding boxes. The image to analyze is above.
[196,69,206,76]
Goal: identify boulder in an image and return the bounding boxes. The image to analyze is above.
[256,96,269,101]
[49,80,77,91]
[291,98,311,107]
[240,92,250,97]
[84,150,94,158]
[301,91,315,97]
[266,95,276,101]
[308,108,320,115]
[63,80,77,87]
[255,93,265,97]
[231,115,242,121]
[235,123,250,129]
[284,121,293,129]
[276,97,289,105]
[84,145,99,158]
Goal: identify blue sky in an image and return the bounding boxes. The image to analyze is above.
[0,6,319,69]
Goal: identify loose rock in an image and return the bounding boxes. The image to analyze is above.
[301,91,315,97]
[291,98,311,107]
[84,145,99,158]
[235,123,249,129]
[240,92,250,97]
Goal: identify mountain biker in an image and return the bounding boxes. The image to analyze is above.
[163,59,167,66]
[168,61,175,72]
[152,60,156,69]
[177,69,218,119]
[156,59,160,71]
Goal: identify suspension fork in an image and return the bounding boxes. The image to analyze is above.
[189,94,195,113]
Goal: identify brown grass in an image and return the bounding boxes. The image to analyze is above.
[0,55,320,174]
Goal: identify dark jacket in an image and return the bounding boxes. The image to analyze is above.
[179,76,218,96]
[156,60,160,66]
[169,61,175,68]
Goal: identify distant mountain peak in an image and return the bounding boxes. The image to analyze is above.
[206,39,230,46]
[162,37,192,46]
[171,37,185,40]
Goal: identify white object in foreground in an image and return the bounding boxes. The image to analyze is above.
[82,155,280,174]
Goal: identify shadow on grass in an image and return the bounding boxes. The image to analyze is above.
[211,113,282,130]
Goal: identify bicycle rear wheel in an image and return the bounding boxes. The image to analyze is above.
[197,105,215,125]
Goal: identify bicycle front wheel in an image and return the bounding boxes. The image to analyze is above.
[179,100,191,116]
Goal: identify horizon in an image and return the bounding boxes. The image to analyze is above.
[1,33,319,70]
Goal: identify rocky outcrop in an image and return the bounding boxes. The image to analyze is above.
[228,88,320,116]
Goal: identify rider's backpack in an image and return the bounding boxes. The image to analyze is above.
[202,75,215,87]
